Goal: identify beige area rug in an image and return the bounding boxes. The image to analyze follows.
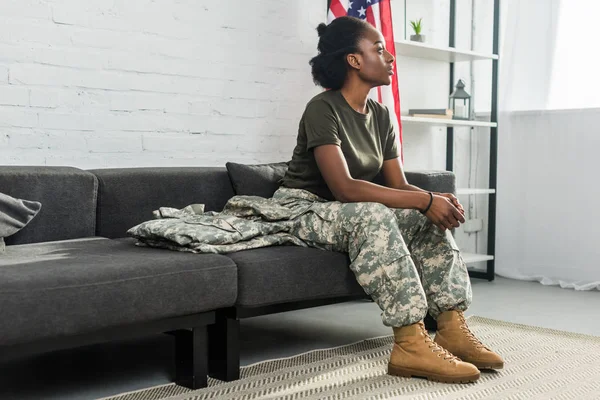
[98,316,600,400]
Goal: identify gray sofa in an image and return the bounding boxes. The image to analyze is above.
[0,165,455,388]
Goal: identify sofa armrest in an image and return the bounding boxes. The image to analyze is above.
[404,170,456,195]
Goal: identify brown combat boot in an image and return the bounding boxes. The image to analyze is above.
[388,321,480,383]
[434,310,504,370]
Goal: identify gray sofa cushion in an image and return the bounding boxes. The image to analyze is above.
[0,192,42,253]
[90,167,235,238]
[226,163,455,200]
[226,246,365,307]
[371,170,456,195]
[226,161,289,198]
[0,238,237,346]
[404,170,456,195]
[0,167,97,245]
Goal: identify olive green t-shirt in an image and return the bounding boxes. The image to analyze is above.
[281,90,400,200]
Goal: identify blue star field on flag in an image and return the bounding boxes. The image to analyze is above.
[346,0,381,19]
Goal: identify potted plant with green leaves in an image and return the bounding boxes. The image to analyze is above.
[410,18,425,43]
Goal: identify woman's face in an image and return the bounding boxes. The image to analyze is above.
[349,26,395,87]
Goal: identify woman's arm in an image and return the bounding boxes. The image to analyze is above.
[382,157,465,215]
[314,145,464,230]
[381,158,425,193]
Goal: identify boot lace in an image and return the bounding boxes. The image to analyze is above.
[418,322,460,362]
[457,311,489,350]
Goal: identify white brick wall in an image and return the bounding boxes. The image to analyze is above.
[0,0,324,167]
[1,1,494,258]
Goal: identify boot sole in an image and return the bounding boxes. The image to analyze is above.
[470,361,504,370]
[387,363,480,384]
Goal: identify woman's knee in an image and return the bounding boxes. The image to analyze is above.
[394,207,433,227]
[338,202,397,231]
[359,202,396,224]
[358,201,390,214]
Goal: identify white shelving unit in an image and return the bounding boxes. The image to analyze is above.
[394,40,498,63]
[402,116,497,128]
[456,188,496,195]
[462,253,495,264]
[396,3,500,280]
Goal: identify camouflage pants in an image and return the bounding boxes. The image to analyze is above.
[273,187,472,328]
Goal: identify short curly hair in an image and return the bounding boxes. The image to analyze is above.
[309,16,371,90]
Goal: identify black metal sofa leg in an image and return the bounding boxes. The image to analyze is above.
[174,327,209,389]
[208,314,240,381]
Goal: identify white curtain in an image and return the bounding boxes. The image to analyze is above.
[495,0,600,290]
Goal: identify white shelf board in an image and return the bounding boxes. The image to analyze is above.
[402,116,497,128]
[456,188,496,195]
[395,40,498,62]
[462,253,495,264]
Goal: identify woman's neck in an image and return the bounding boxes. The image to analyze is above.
[340,81,371,115]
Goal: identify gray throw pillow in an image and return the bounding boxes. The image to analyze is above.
[0,192,42,253]
[226,161,289,198]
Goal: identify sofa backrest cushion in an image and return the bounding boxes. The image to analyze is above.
[226,161,289,198]
[0,166,98,245]
[371,170,456,195]
[404,170,456,194]
[90,167,235,238]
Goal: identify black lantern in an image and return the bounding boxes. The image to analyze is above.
[449,79,471,120]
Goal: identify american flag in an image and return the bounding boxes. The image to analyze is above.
[327,0,403,160]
